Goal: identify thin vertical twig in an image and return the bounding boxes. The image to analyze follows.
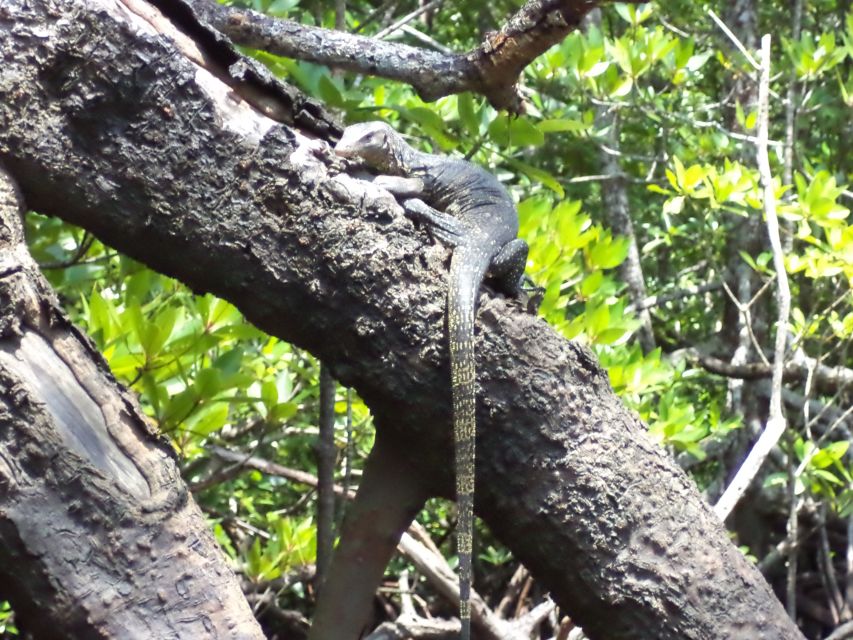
[336,387,354,531]
[785,432,798,619]
[846,515,853,618]
[335,0,346,31]
[714,35,792,521]
[315,364,337,591]
[782,0,802,190]
[818,504,848,622]
[782,0,803,252]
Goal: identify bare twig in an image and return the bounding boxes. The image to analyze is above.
[335,0,346,30]
[846,515,853,620]
[399,24,454,55]
[825,620,853,640]
[398,533,528,640]
[512,598,556,636]
[496,565,530,619]
[398,570,416,617]
[205,445,350,494]
[781,0,802,191]
[707,9,760,70]
[818,505,849,622]
[374,0,443,39]
[206,445,519,636]
[336,386,355,530]
[785,432,798,620]
[38,232,95,270]
[626,281,723,313]
[315,364,337,590]
[714,35,791,522]
[721,277,775,367]
[354,0,399,33]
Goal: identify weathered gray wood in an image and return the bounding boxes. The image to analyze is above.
[0,1,803,638]
[0,164,264,639]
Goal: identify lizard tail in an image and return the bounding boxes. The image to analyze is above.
[447,246,488,640]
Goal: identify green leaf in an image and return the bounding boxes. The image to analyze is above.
[580,271,604,297]
[187,402,230,436]
[317,75,344,108]
[509,117,545,146]
[271,401,299,422]
[246,538,263,578]
[739,250,759,272]
[588,303,610,335]
[811,441,850,469]
[537,118,587,134]
[406,107,447,133]
[260,380,278,410]
[457,93,480,137]
[663,196,685,216]
[195,368,222,399]
[507,159,564,197]
[488,116,544,147]
[163,389,198,428]
[812,469,844,486]
[87,288,114,341]
[609,38,633,75]
[597,327,630,345]
[268,0,300,16]
[588,234,629,269]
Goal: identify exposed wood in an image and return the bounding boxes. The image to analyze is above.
[0,165,263,639]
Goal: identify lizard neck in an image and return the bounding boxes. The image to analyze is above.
[383,138,437,177]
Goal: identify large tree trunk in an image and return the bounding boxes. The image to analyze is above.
[0,1,803,639]
[0,166,263,639]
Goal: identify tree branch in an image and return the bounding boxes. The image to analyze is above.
[187,0,647,111]
[0,166,263,638]
[692,350,853,396]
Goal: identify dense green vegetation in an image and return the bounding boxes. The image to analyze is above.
[16,0,852,637]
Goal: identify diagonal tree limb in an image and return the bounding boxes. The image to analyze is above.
[186,0,647,111]
[0,165,264,638]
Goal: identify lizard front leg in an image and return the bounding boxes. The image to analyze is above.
[372,175,425,198]
[371,178,466,246]
[401,198,467,247]
[489,238,529,296]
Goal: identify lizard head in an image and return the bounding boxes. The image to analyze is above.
[334,121,401,172]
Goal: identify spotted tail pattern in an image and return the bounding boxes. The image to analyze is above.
[447,245,490,640]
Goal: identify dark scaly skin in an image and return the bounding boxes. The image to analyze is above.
[335,123,527,639]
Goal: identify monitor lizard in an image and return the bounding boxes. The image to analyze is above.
[335,121,528,639]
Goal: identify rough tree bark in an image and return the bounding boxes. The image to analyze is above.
[0,1,804,639]
[0,167,264,638]
[186,0,648,112]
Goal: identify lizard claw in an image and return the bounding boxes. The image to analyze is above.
[518,275,544,314]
